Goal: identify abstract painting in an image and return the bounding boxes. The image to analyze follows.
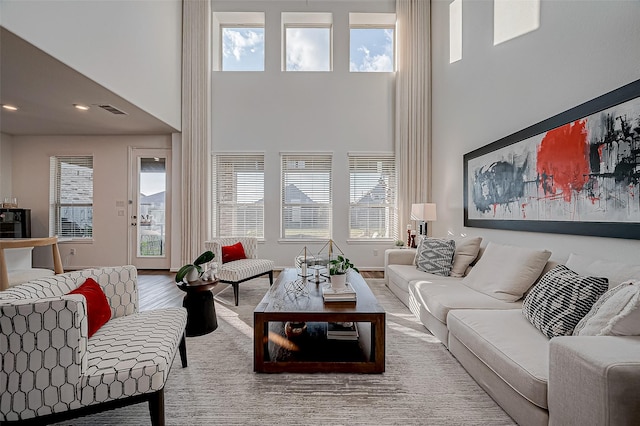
[464,79,640,239]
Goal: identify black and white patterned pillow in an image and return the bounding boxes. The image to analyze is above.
[415,237,456,276]
[522,265,609,338]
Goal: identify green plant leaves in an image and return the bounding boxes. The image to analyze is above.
[194,250,214,266]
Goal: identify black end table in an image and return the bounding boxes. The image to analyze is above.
[177,279,219,337]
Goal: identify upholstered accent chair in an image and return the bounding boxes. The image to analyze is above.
[205,237,274,306]
[0,266,187,425]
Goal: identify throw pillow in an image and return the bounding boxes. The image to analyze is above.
[222,242,247,263]
[462,242,552,302]
[573,280,640,336]
[522,265,609,338]
[415,237,456,276]
[68,278,112,338]
[450,236,482,277]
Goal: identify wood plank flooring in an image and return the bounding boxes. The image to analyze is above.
[137,269,384,311]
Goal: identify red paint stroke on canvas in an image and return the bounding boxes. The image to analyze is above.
[536,120,590,202]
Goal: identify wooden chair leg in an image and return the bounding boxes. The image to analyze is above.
[268,270,273,285]
[179,334,187,368]
[148,389,165,426]
[232,283,239,306]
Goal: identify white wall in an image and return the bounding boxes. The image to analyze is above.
[0,0,182,130]
[11,135,172,270]
[431,0,640,264]
[211,0,396,269]
[0,133,13,200]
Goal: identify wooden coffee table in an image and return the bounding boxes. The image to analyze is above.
[254,268,385,373]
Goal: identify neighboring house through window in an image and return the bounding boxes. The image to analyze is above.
[213,153,265,238]
[349,153,397,239]
[49,156,93,239]
[281,153,332,239]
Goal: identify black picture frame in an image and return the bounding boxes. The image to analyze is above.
[463,79,640,240]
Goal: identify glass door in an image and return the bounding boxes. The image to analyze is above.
[130,148,171,269]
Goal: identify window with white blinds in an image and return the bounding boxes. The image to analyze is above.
[49,156,94,239]
[212,154,265,238]
[349,153,397,239]
[281,153,332,239]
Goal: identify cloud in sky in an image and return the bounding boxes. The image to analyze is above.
[222,28,264,70]
[286,27,331,71]
[350,28,394,72]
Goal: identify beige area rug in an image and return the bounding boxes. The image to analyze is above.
[55,279,515,426]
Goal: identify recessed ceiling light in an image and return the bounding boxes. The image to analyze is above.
[2,104,19,111]
[74,104,90,111]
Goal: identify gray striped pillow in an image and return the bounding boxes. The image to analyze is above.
[522,265,608,338]
[415,237,456,276]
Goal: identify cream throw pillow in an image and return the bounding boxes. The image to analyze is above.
[450,236,482,278]
[462,242,551,302]
[573,280,640,336]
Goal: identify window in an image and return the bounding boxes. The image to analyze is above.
[213,154,265,238]
[213,12,265,71]
[349,13,396,72]
[282,12,332,71]
[450,0,462,63]
[50,156,93,239]
[281,153,332,239]
[349,154,397,239]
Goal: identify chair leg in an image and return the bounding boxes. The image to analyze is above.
[268,270,274,285]
[179,334,187,368]
[233,283,239,306]
[148,389,165,426]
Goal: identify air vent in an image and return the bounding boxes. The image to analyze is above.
[98,104,128,115]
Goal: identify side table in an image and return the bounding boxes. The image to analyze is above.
[177,279,219,337]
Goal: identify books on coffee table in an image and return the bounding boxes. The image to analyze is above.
[322,282,357,302]
[327,321,359,340]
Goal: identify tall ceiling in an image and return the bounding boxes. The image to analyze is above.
[0,27,179,136]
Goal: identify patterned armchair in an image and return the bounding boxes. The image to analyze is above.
[0,266,187,425]
[205,237,274,306]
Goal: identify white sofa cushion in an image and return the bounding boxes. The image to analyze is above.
[409,279,521,323]
[462,242,551,302]
[565,253,640,289]
[573,280,640,336]
[447,309,550,409]
[386,264,446,294]
[450,236,482,277]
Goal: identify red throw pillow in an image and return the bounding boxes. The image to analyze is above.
[221,242,247,263]
[68,278,112,338]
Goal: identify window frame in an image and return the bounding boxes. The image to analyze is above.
[213,12,265,72]
[349,12,396,73]
[49,155,94,241]
[212,153,265,239]
[282,12,333,72]
[347,152,397,241]
[280,152,333,241]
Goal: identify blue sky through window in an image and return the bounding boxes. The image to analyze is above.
[286,27,331,71]
[222,27,265,71]
[350,28,394,72]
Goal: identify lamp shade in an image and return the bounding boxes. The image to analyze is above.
[411,203,437,221]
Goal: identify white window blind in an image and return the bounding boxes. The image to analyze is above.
[281,153,332,239]
[49,156,94,239]
[349,154,397,239]
[213,154,265,238]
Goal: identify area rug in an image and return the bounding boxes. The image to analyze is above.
[54,278,515,425]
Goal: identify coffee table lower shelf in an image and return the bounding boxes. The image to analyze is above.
[254,315,385,374]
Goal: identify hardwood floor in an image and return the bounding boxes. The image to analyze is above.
[137,269,384,311]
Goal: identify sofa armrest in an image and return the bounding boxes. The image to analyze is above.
[0,296,87,420]
[549,336,640,426]
[385,248,416,267]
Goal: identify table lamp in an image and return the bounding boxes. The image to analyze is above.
[411,203,437,236]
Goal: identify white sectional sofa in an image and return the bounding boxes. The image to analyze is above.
[0,266,188,425]
[385,240,640,426]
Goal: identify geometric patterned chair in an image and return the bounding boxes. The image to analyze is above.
[205,237,274,306]
[0,265,187,425]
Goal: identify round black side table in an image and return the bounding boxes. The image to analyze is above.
[177,279,219,337]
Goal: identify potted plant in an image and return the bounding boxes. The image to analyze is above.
[394,239,406,248]
[175,250,215,284]
[328,255,359,290]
